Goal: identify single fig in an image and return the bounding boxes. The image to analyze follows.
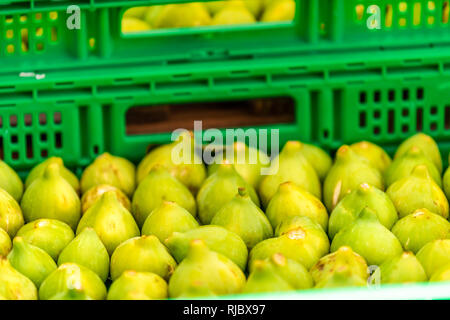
[323,145,384,211]
[81,184,131,214]
[212,4,255,25]
[132,166,197,228]
[81,152,136,197]
[58,228,110,282]
[0,256,37,300]
[391,208,450,254]
[141,201,199,244]
[416,239,450,277]
[314,264,367,289]
[197,163,259,224]
[165,225,248,271]
[0,159,23,202]
[107,271,168,300]
[328,183,398,240]
[7,237,57,287]
[39,263,107,300]
[0,228,11,256]
[48,288,94,300]
[264,253,313,290]
[297,143,332,182]
[0,188,24,238]
[16,219,74,260]
[429,264,450,282]
[77,191,140,256]
[261,0,295,22]
[20,164,81,230]
[377,251,427,284]
[168,240,246,298]
[350,141,392,175]
[386,165,449,219]
[243,260,294,293]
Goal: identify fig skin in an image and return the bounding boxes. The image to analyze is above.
[77,191,140,256]
[211,188,273,249]
[81,184,131,214]
[331,208,403,266]
[0,228,12,257]
[0,159,23,202]
[197,163,259,225]
[416,239,450,278]
[314,264,367,289]
[243,259,294,294]
[0,187,24,238]
[110,235,177,281]
[266,181,328,231]
[165,225,248,271]
[258,141,321,208]
[0,256,38,300]
[429,264,450,282]
[7,237,57,288]
[377,251,427,284]
[16,219,74,261]
[141,201,199,244]
[264,253,313,290]
[107,271,168,300]
[132,166,197,228]
[81,152,136,197]
[48,289,93,300]
[391,208,450,254]
[350,141,392,175]
[39,263,107,300]
[297,143,332,182]
[444,157,450,201]
[25,157,80,194]
[168,240,246,298]
[323,145,384,212]
[386,165,449,219]
[58,228,110,282]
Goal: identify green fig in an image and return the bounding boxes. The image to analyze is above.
[258,141,321,208]
[141,201,199,244]
[168,240,246,298]
[39,263,107,300]
[0,188,23,238]
[48,288,94,300]
[7,237,57,287]
[350,141,392,175]
[110,235,177,281]
[107,271,168,300]
[310,246,368,285]
[444,157,450,200]
[77,191,140,256]
[314,264,367,289]
[132,166,197,228]
[297,143,332,181]
[0,159,23,202]
[81,152,136,197]
[16,219,74,260]
[265,181,328,231]
[328,183,398,240]
[197,163,259,224]
[58,228,110,282]
[385,146,442,187]
[323,145,384,211]
[331,208,403,266]
[212,4,256,25]
[263,253,313,289]
[211,188,273,249]
[416,239,450,277]
[386,165,449,219]
[392,208,450,254]
[136,131,207,194]
[429,264,450,282]
[25,157,80,193]
[243,259,294,293]
[377,251,427,284]
[0,256,37,300]
[81,184,131,214]
[0,228,11,256]
[394,133,442,173]
[165,225,248,271]
[20,164,81,230]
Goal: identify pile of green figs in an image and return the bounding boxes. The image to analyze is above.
[1,132,450,300]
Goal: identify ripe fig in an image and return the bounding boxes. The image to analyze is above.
[263,253,313,290]
[0,160,23,202]
[314,264,367,289]
[261,0,295,22]
[0,228,11,256]
[0,256,37,300]
[350,141,392,175]
[297,143,332,182]
[212,4,256,25]
[107,271,168,300]
[243,260,294,293]
[386,165,449,219]
[81,184,131,214]
[151,3,211,29]
[429,264,450,282]
[48,289,94,300]
[416,239,450,277]
[444,157,450,200]
[377,251,427,284]
[77,191,140,255]
[391,208,450,254]
[0,187,24,238]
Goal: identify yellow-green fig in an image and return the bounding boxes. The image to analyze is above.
[0,187,24,238]
[328,183,397,240]
[263,253,313,289]
[48,288,94,300]
[110,235,176,281]
[314,264,367,289]
[107,271,168,300]
[0,256,37,300]
[259,141,321,208]
[0,159,23,202]
[211,188,273,249]
[123,6,149,19]
[81,152,136,197]
[261,0,295,22]
[350,141,392,175]
[16,219,74,261]
[25,157,80,193]
[152,3,211,29]
[394,133,442,173]
[331,208,403,266]
[386,165,449,219]
[77,191,139,255]
[7,237,57,287]
[297,143,332,181]
[377,251,427,284]
[430,264,450,282]
[144,5,166,27]
[212,4,256,25]
[265,181,328,231]
[416,239,450,277]
[132,167,196,228]
[81,184,131,214]
[165,225,248,271]
[197,163,259,224]
[243,259,294,293]
[58,228,110,282]
[122,16,152,33]
[168,240,246,298]
[0,228,11,256]
[391,208,450,254]
[39,263,107,300]
[323,145,384,211]
[21,164,81,230]
[444,157,450,200]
